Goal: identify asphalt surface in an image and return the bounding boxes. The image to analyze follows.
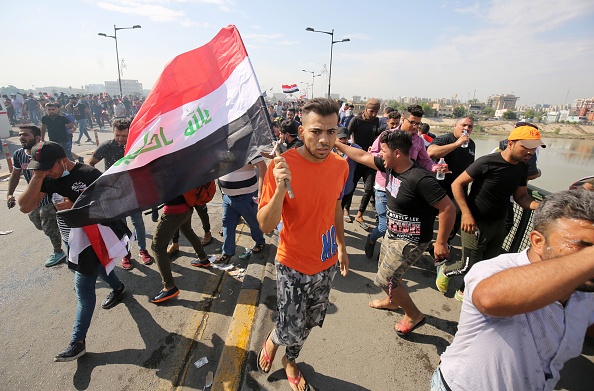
[1,126,593,390]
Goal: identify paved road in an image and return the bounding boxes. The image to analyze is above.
[1,127,593,390]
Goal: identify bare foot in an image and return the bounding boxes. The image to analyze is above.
[282,355,308,391]
[257,330,278,373]
[369,297,400,311]
[395,314,426,333]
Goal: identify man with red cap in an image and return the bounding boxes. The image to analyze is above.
[436,125,543,301]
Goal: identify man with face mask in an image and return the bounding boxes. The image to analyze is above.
[18,141,129,362]
[433,189,594,391]
[6,126,65,267]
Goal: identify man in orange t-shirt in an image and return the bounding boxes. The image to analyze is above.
[256,98,349,391]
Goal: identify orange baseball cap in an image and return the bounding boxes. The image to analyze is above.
[508,125,546,148]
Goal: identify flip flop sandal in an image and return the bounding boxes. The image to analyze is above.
[343,215,352,223]
[395,317,426,336]
[256,330,275,374]
[287,369,310,391]
[216,253,233,263]
[357,220,370,231]
[252,244,265,253]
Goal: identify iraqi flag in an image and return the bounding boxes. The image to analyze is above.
[282,84,299,93]
[59,25,273,227]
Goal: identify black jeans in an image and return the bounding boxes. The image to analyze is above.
[348,163,375,214]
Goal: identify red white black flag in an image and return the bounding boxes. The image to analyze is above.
[282,84,299,93]
[60,25,272,227]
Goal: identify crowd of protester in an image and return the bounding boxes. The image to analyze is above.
[5,95,594,391]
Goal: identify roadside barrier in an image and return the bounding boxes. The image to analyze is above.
[2,140,13,173]
[93,127,100,146]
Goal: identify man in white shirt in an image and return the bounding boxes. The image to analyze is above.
[433,189,594,391]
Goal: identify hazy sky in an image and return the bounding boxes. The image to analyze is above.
[2,0,593,106]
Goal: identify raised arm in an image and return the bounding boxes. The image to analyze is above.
[18,170,48,213]
[333,141,378,171]
[473,245,594,317]
[257,157,290,233]
[427,136,466,159]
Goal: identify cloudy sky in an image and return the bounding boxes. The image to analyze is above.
[2,0,593,106]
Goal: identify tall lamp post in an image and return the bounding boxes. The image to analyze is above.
[302,69,321,99]
[98,24,141,98]
[305,27,350,99]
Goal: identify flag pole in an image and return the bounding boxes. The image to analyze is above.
[259,95,294,199]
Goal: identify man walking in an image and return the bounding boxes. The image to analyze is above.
[435,125,542,301]
[41,103,75,159]
[335,130,454,334]
[6,126,65,267]
[256,98,349,391]
[347,98,381,230]
[65,95,93,145]
[433,189,594,391]
[18,142,129,362]
[88,118,153,268]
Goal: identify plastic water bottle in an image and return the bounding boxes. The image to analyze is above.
[436,158,446,180]
[461,130,469,148]
[51,193,65,205]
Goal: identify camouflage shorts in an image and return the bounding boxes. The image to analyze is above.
[273,261,338,361]
[374,239,428,290]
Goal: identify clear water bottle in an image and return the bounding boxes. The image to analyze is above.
[51,193,65,205]
[436,158,446,180]
[461,130,469,148]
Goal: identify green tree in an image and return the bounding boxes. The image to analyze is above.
[523,109,536,120]
[502,110,517,120]
[420,103,434,117]
[482,107,495,117]
[453,106,467,118]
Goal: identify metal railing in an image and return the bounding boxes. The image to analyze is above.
[502,185,550,253]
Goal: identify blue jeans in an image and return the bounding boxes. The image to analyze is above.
[370,189,387,243]
[29,109,40,124]
[129,211,146,250]
[59,140,73,160]
[72,265,122,342]
[76,119,91,142]
[221,191,265,256]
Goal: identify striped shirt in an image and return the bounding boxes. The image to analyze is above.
[12,148,52,207]
[440,250,594,391]
[218,156,264,196]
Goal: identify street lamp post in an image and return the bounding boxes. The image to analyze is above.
[98,24,141,98]
[306,27,350,99]
[301,69,321,99]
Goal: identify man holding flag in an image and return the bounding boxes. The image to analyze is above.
[18,141,129,362]
[257,98,349,391]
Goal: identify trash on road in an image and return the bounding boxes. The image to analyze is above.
[194,356,209,369]
[0,230,13,235]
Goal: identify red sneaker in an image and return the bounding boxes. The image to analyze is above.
[139,249,153,265]
[121,253,133,270]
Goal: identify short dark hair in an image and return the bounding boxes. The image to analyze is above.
[387,111,401,121]
[113,118,131,131]
[280,119,299,137]
[419,122,431,135]
[19,125,41,137]
[384,107,394,114]
[287,108,296,114]
[45,102,57,109]
[302,98,340,120]
[403,104,424,118]
[380,130,412,156]
[533,189,594,238]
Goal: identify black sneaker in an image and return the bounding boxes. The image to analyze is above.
[151,286,180,303]
[54,340,86,362]
[364,235,376,259]
[101,284,126,309]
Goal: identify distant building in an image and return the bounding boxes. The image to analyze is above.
[105,79,143,97]
[86,84,105,94]
[486,94,519,110]
[352,95,361,103]
[433,104,454,117]
[572,98,594,117]
[467,103,484,116]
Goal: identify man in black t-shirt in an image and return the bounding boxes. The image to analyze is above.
[65,96,93,145]
[347,98,381,230]
[18,141,129,362]
[428,116,475,242]
[436,126,542,301]
[335,131,455,336]
[279,119,304,150]
[41,102,75,159]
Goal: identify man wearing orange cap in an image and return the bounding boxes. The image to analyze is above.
[435,125,542,301]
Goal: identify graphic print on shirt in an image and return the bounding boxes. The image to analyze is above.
[320,225,338,262]
[71,182,88,193]
[386,209,421,243]
[385,174,401,198]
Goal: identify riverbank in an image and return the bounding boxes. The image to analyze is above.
[424,118,594,139]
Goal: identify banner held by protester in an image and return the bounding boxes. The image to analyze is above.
[60,25,272,227]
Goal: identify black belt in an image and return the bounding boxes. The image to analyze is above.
[438,367,452,391]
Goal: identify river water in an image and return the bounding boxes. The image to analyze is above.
[470,135,594,193]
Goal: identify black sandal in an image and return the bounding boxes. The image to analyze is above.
[216,253,233,263]
[252,244,265,253]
